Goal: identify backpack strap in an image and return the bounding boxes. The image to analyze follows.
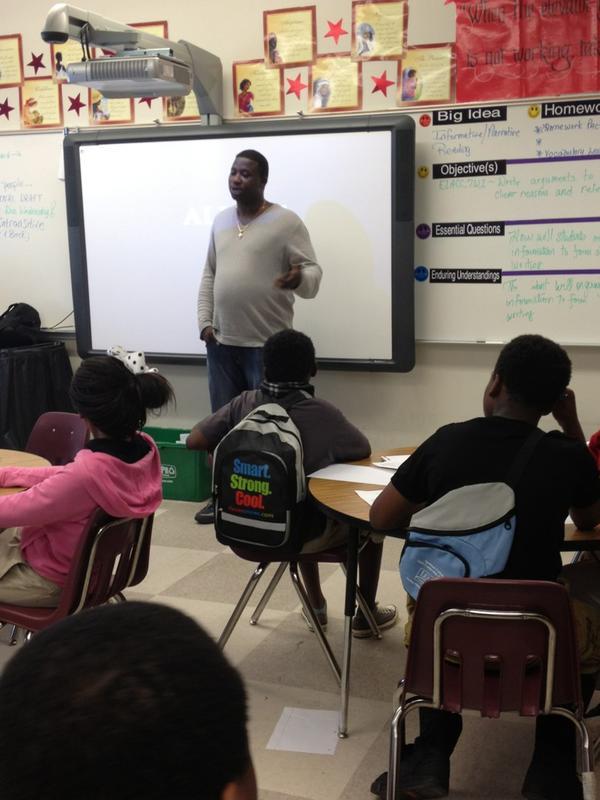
[505,428,545,489]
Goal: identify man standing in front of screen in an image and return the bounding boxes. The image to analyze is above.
[196,149,322,523]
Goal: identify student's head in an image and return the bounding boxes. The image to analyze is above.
[263,329,316,383]
[0,602,256,800]
[229,150,269,204]
[484,334,572,416]
[69,354,174,439]
[239,79,251,92]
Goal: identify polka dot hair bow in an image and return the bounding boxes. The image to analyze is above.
[107,345,158,374]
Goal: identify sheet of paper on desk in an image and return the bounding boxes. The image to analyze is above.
[372,454,411,470]
[308,464,391,486]
[356,489,383,506]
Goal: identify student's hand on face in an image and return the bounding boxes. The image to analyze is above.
[274,264,302,290]
[552,388,580,432]
[201,325,217,344]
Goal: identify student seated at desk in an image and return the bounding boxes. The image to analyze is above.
[0,602,256,800]
[0,352,173,607]
[188,329,397,636]
[369,334,600,800]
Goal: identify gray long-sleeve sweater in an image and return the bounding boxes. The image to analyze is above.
[197,203,322,347]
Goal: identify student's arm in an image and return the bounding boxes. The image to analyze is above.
[0,465,66,488]
[187,395,248,453]
[197,231,216,341]
[276,220,322,297]
[322,403,370,462]
[568,441,600,530]
[552,388,586,443]
[570,499,600,531]
[0,464,93,528]
[370,482,421,531]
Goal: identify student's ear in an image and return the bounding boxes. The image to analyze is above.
[220,764,257,800]
[487,373,502,398]
[310,361,317,378]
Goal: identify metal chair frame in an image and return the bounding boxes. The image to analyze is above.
[387,604,595,800]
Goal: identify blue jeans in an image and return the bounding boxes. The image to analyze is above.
[206,341,263,412]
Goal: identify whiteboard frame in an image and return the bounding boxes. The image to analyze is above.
[63,115,415,371]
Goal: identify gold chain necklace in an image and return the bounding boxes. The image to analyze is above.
[236,202,268,238]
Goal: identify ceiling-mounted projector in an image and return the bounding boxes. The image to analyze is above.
[41,3,222,116]
[66,52,191,98]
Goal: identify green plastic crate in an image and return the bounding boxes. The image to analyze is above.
[144,427,211,502]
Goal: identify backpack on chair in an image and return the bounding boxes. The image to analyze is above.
[0,303,46,348]
[212,391,309,556]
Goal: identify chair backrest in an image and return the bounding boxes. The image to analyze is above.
[52,509,154,617]
[405,578,581,717]
[25,412,89,466]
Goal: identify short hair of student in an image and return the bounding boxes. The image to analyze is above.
[263,329,315,383]
[69,355,174,439]
[0,602,250,800]
[236,149,269,182]
[494,334,572,413]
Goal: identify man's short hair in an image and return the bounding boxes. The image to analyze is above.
[236,149,269,183]
[263,329,315,383]
[0,602,250,800]
[494,334,572,413]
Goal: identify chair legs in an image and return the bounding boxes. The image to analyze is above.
[7,624,20,646]
[549,707,596,800]
[250,562,288,625]
[289,563,341,685]
[387,696,437,800]
[218,562,269,648]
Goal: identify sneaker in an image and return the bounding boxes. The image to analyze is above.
[371,744,449,799]
[194,501,214,524]
[353,603,397,638]
[301,601,328,632]
[522,754,583,800]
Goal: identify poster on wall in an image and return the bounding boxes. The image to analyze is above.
[233,60,283,117]
[309,55,362,112]
[397,44,455,106]
[163,92,201,122]
[51,41,83,82]
[263,7,317,68]
[446,0,599,102]
[0,34,24,88]
[21,77,63,128]
[89,91,133,125]
[351,1,407,61]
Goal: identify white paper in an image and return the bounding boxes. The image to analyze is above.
[372,454,410,470]
[266,707,339,755]
[308,464,391,486]
[356,489,383,506]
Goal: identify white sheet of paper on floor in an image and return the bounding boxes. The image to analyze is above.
[308,464,391,486]
[266,707,340,755]
[356,489,383,506]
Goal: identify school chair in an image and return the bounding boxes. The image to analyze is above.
[25,411,89,466]
[0,509,154,646]
[387,578,595,800]
[218,542,382,736]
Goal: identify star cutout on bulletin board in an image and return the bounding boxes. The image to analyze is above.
[286,74,308,99]
[139,97,155,108]
[68,93,86,115]
[371,70,395,96]
[0,98,14,119]
[28,53,46,74]
[324,19,348,46]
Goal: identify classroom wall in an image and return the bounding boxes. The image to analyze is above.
[5,0,600,450]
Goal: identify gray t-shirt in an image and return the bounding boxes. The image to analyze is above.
[197,204,322,347]
[197,389,370,475]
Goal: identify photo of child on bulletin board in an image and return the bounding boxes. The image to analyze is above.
[238,78,254,113]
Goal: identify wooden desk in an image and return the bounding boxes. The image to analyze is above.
[0,449,50,496]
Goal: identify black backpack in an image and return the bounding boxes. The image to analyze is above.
[0,303,46,348]
[213,391,310,556]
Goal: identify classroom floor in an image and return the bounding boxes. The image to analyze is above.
[0,499,598,799]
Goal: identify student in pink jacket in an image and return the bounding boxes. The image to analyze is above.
[0,352,174,607]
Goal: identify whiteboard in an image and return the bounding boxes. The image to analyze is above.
[0,132,72,329]
[64,117,415,370]
[409,98,600,344]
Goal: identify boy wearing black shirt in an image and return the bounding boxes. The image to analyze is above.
[370,335,600,800]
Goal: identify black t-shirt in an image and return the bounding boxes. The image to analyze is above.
[392,416,600,582]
